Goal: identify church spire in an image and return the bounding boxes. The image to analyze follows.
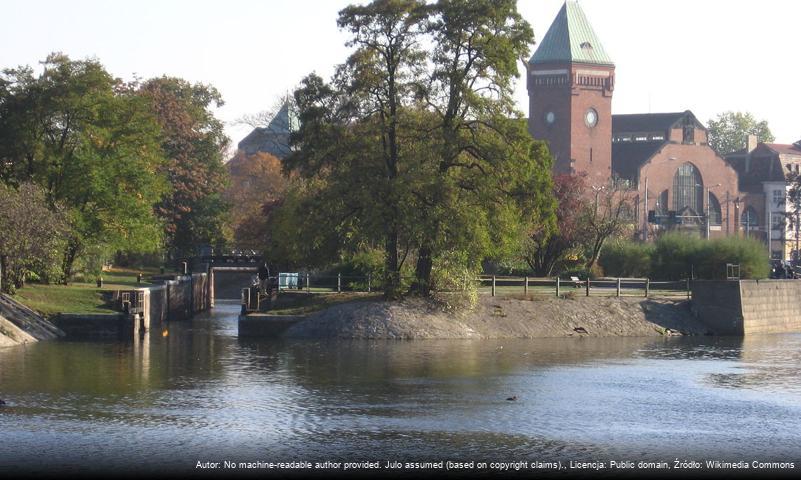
[530,1,613,66]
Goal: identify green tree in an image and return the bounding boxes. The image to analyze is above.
[0,183,68,293]
[138,77,231,258]
[406,0,554,294]
[707,111,775,155]
[282,0,555,299]
[0,54,168,282]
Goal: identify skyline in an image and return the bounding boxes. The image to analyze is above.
[1,0,799,150]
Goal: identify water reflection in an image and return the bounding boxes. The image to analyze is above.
[1,302,800,473]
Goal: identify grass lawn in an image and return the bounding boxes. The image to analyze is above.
[267,290,381,315]
[11,267,176,317]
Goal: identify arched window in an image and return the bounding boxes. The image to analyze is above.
[741,207,759,228]
[673,163,703,216]
[709,193,721,226]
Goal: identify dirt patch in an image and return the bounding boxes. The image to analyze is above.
[283,295,708,340]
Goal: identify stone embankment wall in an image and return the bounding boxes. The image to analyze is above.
[691,280,801,335]
[0,293,64,347]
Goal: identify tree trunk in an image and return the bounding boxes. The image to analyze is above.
[411,245,433,296]
[384,223,401,299]
[585,237,606,273]
[62,240,80,285]
[0,255,7,294]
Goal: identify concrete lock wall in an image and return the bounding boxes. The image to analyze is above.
[692,280,801,335]
[134,273,210,332]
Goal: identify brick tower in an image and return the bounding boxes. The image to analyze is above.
[528,1,615,186]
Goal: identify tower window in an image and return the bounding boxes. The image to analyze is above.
[580,41,593,50]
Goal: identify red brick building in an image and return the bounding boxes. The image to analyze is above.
[528,1,741,241]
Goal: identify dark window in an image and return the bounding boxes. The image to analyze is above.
[741,207,759,228]
[673,162,703,216]
[708,193,721,226]
[683,125,694,144]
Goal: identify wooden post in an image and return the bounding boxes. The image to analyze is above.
[645,278,650,298]
[686,278,691,299]
[492,275,496,297]
[367,274,371,293]
[241,287,250,314]
[555,277,560,297]
[337,273,341,293]
[616,278,621,297]
[586,277,590,297]
[524,276,528,295]
[306,273,310,294]
[254,286,260,311]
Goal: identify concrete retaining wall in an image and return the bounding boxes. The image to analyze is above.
[238,314,305,337]
[692,279,801,335]
[739,280,801,334]
[53,313,135,338]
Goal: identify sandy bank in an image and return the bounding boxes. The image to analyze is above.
[281,295,709,340]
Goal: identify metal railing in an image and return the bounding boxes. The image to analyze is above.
[476,276,690,299]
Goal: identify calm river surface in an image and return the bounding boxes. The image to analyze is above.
[1,301,800,475]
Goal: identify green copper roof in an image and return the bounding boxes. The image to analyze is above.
[530,1,613,66]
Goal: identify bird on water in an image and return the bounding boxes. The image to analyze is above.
[506,396,517,401]
[0,399,6,407]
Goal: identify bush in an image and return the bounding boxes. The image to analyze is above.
[651,232,705,280]
[598,233,769,280]
[696,236,769,279]
[599,240,654,277]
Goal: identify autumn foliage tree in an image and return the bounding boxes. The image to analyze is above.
[139,77,231,258]
[224,151,288,249]
[524,173,589,276]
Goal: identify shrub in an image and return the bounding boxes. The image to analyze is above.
[696,236,769,279]
[651,232,705,280]
[599,240,654,277]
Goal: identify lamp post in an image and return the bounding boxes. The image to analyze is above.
[706,184,721,240]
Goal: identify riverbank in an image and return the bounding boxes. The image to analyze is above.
[274,294,709,339]
[9,268,162,318]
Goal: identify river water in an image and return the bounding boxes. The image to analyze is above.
[1,301,800,475]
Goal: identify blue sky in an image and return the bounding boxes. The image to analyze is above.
[2,0,799,149]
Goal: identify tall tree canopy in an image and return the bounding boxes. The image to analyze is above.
[0,53,168,281]
[139,77,231,258]
[279,0,555,298]
[707,111,775,155]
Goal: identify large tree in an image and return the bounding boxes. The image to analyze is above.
[0,54,168,281]
[282,0,555,298]
[408,0,553,294]
[138,77,231,258]
[707,111,775,155]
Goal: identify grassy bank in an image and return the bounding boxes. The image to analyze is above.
[11,267,169,317]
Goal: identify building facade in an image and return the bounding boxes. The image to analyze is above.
[726,139,801,259]
[528,2,742,243]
